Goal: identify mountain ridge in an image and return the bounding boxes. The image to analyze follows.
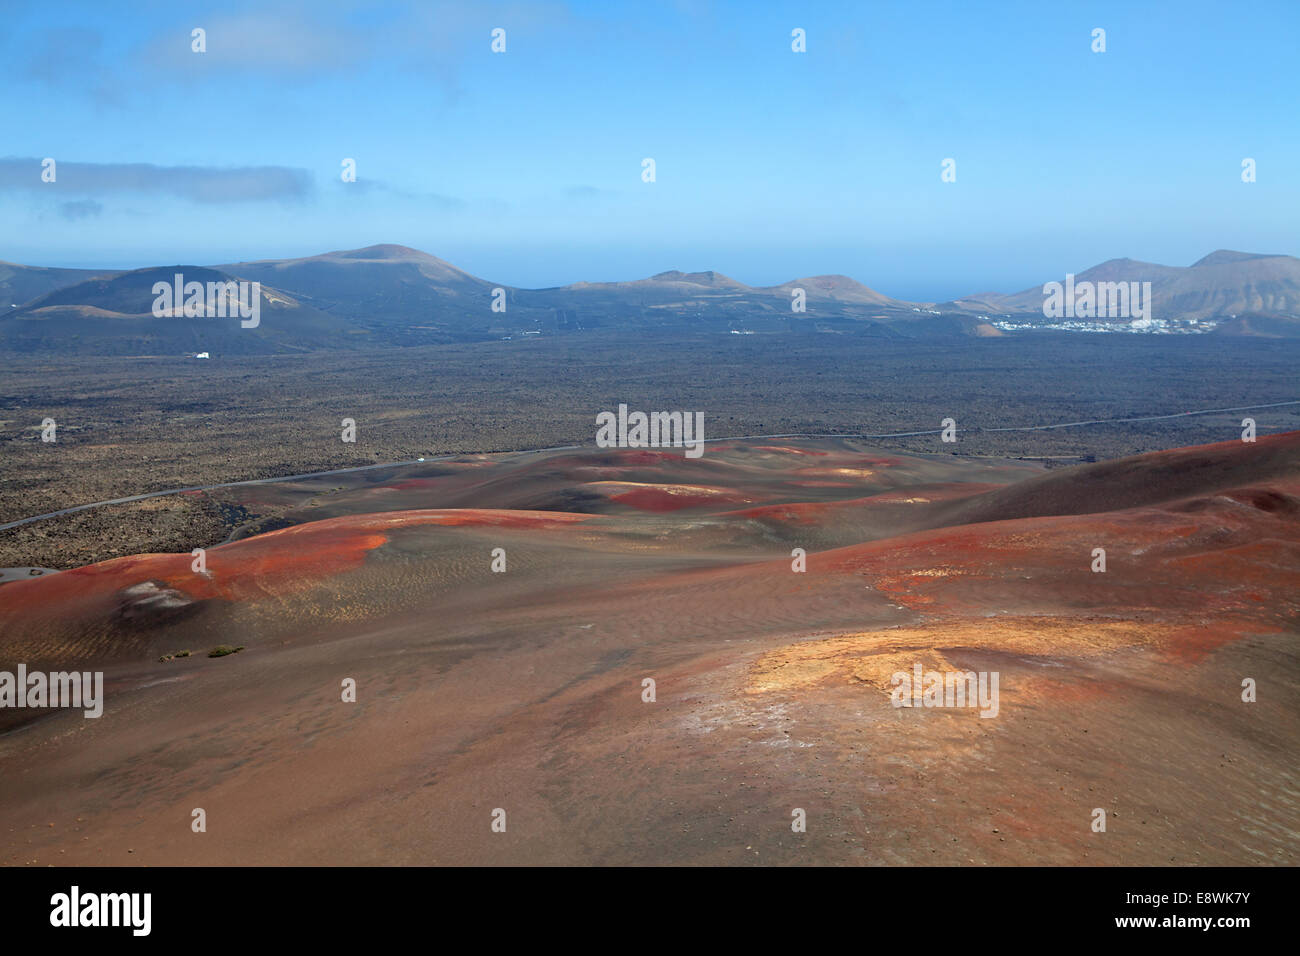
[3,245,1298,353]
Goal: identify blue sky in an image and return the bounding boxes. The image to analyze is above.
[1,0,1296,300]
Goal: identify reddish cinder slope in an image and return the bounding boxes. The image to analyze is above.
[226,440,1040,528]
[0,509,592,665]
[929,429,1300,528]
[0,434,1296,866]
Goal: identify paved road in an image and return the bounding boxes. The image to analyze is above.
[1,400,1295,533]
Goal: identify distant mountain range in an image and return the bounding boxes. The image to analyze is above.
[943,250,1300,321]
[2,245,1297,354]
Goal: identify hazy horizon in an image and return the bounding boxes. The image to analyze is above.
[9,239,1300,305]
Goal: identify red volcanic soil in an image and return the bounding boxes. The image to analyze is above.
[4,508,588,607]
[0,509,593,664]
[932,429,1300,525]
[602,448,691,466]
[0,435,1296,866]
[597,481,751,512]
[721,483,1005,525]
[750,445,830,456]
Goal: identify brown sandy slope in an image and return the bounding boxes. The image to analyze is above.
[0,436,1295,865]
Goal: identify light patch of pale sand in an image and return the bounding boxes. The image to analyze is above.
[744,617,1175,696]
[587,481,729,496]
[803,467,877,478]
